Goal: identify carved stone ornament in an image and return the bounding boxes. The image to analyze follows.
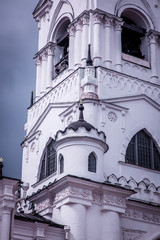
[103,194,125,207]
[82,14,90,25]
[124,208,160,224]
[108,111,117,122]
[114,19,123,31]
[104,16,113,27]
[121,228,146,240]
[36,199,50,212]
[55,187,92,202]
[93,13,103,24]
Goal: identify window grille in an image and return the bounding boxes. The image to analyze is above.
[88,152,96,173]
[39,139,56,181]
[59,154,64,174]
[125,130,160,171]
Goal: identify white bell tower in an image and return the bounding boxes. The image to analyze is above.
[21,1,160,240]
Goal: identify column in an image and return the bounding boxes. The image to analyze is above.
[0,207,12,240]
[74,20,82,68]
[147,31,158,81]
[104,16,113,68]
[93,13,102,66]
[114,19,123,72]
[40,50,48,95]
[46,43,55,90]
[68,25,75,70]
[61,203,86,240]
[81,14,90,66]
[102,211,120,240]
[35,55,42,101]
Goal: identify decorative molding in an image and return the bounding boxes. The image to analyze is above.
[93,12,103,24]
[124,208,160,225]
[97,67,160,104]
[36,199,50,212]
[108,111,117,122]
[55,186,92,203]
[121,228,146,240]
[103,193,126,207]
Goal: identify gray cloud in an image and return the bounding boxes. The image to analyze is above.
[0,0,39,178]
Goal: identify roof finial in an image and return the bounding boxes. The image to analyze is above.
[30,91,34,107]
[79,99,84,121]
[86,44,93,66]
[0,157,4,179]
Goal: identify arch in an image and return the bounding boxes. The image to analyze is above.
[37,138,57,181]
[125,129,160,171]
[88,152,97,173]
[121,124,160,159]
[47,0,74,42]
[59,153,64,174]
[114,0,157,30]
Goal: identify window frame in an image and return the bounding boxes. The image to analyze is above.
[39,139,57,181]
[125,130,160,171]
[59,154,64,174]
[88,152,97,173]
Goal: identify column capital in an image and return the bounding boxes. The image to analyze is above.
[75,19,83,31]
[147,30,159,44]
[104,16,113,28]
[68,24,76,36]
[0,199,15,211]
[82,13,90,26]
[114,18,124,31]
[93,12,103,24]
[46,44,55,56]
[35,55,42,66]
[41,50,48,61]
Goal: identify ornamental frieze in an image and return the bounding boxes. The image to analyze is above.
[124,208,160,224]
[55,187,92,203]
[103,194,126,207]
[121,228,146,240]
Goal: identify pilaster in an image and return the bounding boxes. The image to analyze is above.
[41,50,48,95]
[93,12,103,66]
[68,25,76,71]
[35,55,42,101]
[46,43,55,90]
[81,13,90,66]
[147,30,159,82]
[104,16,113,68]
[74,20,83,68]
[114,19,123,72]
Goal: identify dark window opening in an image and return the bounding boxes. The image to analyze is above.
[54,20,70,75]
[39,139,56,181]
[126,130,160,171]
[88,152,96,173]
[122,17,146,59]
[59,154,64,174]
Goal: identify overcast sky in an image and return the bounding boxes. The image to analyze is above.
[0,0,39,178]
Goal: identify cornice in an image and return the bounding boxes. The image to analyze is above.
[33,0,53,21]
[104,94,160,111]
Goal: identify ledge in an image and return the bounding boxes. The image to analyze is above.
[122,53,150,68]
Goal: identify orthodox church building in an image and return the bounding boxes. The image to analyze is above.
[1,0,160,239]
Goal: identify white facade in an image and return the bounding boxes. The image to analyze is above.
[8,0,160,239]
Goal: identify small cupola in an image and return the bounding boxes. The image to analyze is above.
[55,102,108,182]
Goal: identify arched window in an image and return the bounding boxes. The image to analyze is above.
[59,154,64,174]
[88,152,96,173]
[54,18,70,75]
[39,139,56,181]
[121,10,147,60]
[125,130,160,171]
